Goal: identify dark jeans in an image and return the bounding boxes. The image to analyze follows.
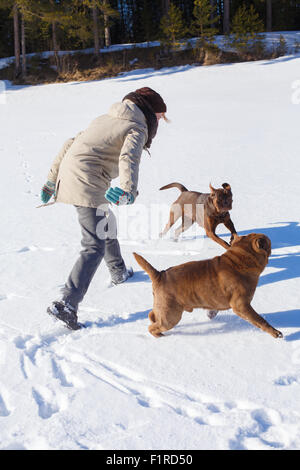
[62,206,125,309]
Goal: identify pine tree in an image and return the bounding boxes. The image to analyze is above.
[0,8,13,57]
[227,4,265,56]
[1,0,299,66]
[0,0,36,79]
[60,1,92,50]
[0,0,20,77]
[192,0,219,47]
[17,0,40,79]
[30,0,70,70]
[82,1,118,55]
[101,0,118,47]
[160,2,186,48]
[27,0,83,71]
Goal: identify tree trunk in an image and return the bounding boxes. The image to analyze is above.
[52,21,60,72]
[21,12,26,79]
[103,0,111,47]
[104,15,111,47]
[92,5,100,57]
[266,0,272,32]
[162,0,170,16]
[223,0,230,35]
[13,2,21,78]
[52,21,59,53]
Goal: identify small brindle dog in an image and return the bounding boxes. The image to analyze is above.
[159,182,237,250]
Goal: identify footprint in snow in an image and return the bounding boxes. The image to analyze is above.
[0,393,11,417]
[32,386,67,420]
[17,246,55,253]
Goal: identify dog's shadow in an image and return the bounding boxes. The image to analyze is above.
[240,222,300,287]
[126,270,151,283]
[84,308,300,342]
[91,223,299,338]
[233,221,300,249]
[84,308,151,329]
[212,221,300,287]
[170,309,300,342]
[168,221,300,288]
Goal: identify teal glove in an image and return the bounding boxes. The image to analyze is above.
[105,187,134,205]
[41,180,56,203]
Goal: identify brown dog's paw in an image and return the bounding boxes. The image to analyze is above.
[272,329,283,339]
[151,332,164,338]
[207,310,218,319]
[148,326,164,338]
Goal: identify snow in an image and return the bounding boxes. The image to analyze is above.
[0,52,300,450]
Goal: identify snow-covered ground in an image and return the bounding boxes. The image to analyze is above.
[0,53,300,450]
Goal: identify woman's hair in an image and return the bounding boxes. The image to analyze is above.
[162,113,170,123]
[134,87,167,114]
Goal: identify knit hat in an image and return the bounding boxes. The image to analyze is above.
[134,87,167,114]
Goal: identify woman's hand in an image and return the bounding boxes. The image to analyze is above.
[41,181,56,203]
[105,187,134,205]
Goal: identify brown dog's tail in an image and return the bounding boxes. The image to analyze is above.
[159,182,188,192]
[133,252,161,283]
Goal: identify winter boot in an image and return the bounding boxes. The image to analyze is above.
[47,300,81,330]
[110,267,134,286]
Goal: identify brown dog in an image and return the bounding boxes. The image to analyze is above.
[133,233,283,339]
[159,182,237,250]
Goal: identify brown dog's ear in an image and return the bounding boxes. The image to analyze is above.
[253,236,271,255]
[222,183,231,191]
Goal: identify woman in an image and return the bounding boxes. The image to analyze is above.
[42,87,167,330]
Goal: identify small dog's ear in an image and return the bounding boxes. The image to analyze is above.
[209,183,216,194]
[222,183,231,191]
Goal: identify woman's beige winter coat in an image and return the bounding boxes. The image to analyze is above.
[47,99,148,208]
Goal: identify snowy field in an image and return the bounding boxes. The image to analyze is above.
[0,52,300,450]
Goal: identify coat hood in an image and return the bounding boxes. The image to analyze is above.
[108,100,147,129]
